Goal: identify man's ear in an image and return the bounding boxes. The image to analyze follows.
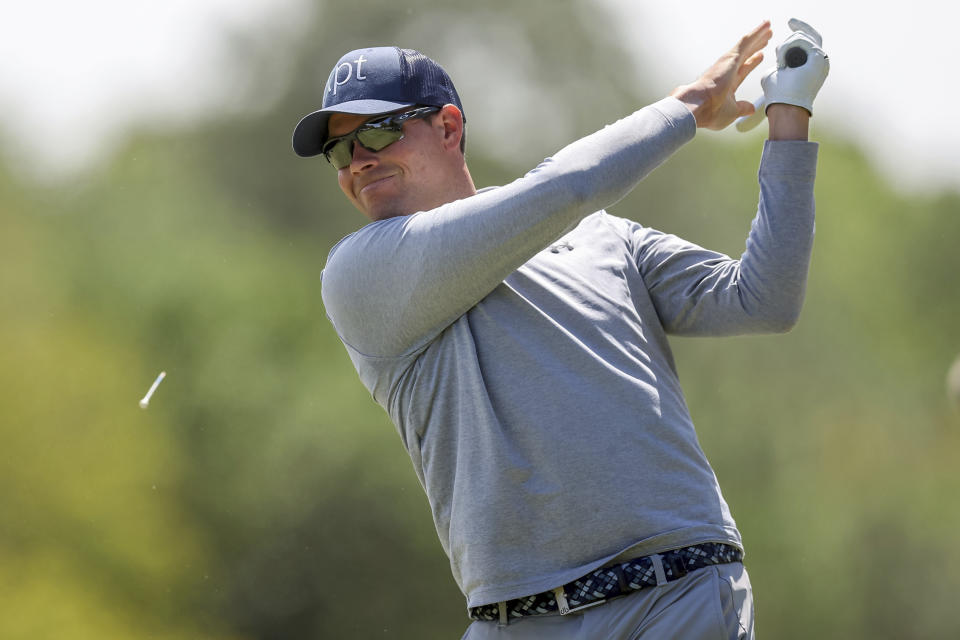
[436,104,465,152]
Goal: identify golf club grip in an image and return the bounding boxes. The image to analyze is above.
[784,46,807,68]
[736,41,811,132]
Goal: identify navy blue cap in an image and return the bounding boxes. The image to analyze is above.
[292,47,465,158]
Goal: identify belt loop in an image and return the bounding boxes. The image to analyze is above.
[497,601,508,627]
[650,553,668,586]
[552,587,571,615]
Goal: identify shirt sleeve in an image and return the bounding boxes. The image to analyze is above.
[633,140,819,336]
[321,97,697,358]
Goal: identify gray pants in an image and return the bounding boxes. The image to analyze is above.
[461,562,754,640]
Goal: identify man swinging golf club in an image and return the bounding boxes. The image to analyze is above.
[293,18,828,639]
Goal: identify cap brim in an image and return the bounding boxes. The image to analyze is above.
[291,99,417,157]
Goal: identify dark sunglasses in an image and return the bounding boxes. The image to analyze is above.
[322,106,441,170]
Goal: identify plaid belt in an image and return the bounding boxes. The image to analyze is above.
[469,542,742,622]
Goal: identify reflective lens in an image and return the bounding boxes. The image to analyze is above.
[324,128,402,169]
[322,106,440,169]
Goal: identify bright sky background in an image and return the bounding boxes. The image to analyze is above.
[0,0,308,181]
[601,0,957,193]
[1,0,956,193]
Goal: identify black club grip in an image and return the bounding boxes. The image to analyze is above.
[784,46,807,68]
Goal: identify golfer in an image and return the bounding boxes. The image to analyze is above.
[293,19,828,639]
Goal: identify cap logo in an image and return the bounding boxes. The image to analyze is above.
[327,54,368,97]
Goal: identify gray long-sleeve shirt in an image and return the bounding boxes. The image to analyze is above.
[320,97,818,608]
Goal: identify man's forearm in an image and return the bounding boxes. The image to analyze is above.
[639,138,818,336]
[767,103,810,141]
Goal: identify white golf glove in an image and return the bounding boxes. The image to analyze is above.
[735,18,829,131]
[760,18,829,114]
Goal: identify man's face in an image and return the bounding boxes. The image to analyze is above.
[327,109,449,221]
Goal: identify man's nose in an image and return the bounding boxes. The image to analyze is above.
[350,141,379,171]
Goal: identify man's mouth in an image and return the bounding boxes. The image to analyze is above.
[358,174,396,197]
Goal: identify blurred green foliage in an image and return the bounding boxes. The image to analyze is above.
[2,0,959,638]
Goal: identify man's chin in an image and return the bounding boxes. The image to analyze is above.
[361,199,410,222]
[360,190,422,220]
[358,184,402,220]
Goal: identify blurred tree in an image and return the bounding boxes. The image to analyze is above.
[0,187,226,639]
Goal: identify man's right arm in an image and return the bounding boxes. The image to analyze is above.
[321,98,695,358]
[321,21,778,359]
